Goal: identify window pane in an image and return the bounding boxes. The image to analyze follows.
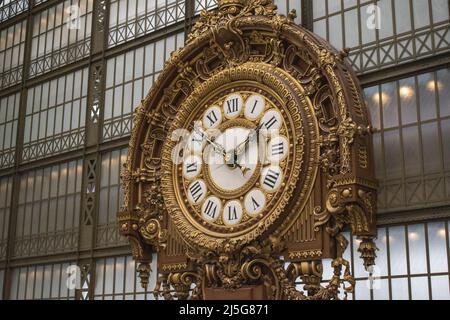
[374,228,389,277]
[389,226,407,276]
[402,126,421,177]
[399,77,417,125]
[381,82,399,129]
[428,222,448,273]
[410,277,429,300]
[354,280,370,300]
[373,279,389,300]
[408,224,427,275]
[437,68,450,117]
[391,278,409,300]
[383,129,402,179]
[418,73,437,121]
[431,276,450,300]
[421,122,442,174]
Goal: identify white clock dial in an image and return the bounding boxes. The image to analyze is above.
[260,165,283,193]
[207,127,258,191]
[201,196,222,222]
[267,135,289,163]
[223,94,243,119]
[223,200,243,226]
[260,110,283,135]
[203,106,222,129]
[244,94,265,120]
[244,189,266,217]
[183,155,202,180]
[187,180,207,205]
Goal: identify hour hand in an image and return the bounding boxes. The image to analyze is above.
[237,163,251,176]
[193,125,226,157]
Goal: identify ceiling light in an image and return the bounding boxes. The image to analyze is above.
[372,92,390,105]
[426,80,443,92]
[400,86,414,99]
[408,232,419,241]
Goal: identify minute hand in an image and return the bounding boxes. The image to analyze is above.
[234,124,263,156]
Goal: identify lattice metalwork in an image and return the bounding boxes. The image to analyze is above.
[365,67,450,212]
[0,0,29,23]
[12,159,82,258]
[22,68,88,162]
[34,0,50,6]
[0,19,26,90]
[194,0,218,14]
[29,0,93,77]
[9,261,76,299]
[0,92,19,169]
[102,32,184,141]
[93,255,156,300]
[0,176,13,260]
[313,0,450,74]
[79,264,91,300]
[89,64,102,124]
[83,158,96,227]
[96,148,127,248]
[107,0,185,48]
[95,0,107,32]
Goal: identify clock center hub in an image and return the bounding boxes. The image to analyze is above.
[206,126,259,193]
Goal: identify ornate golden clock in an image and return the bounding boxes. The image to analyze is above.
[161,65,316,250]
[119,0,378,300]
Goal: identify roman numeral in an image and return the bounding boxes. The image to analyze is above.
[228,206,238,221]
[251,197,260,211]
[264,116,278,130]
[226,98,239,114]
[186,162,198,173]
[263,169,280,189]
[272,142,284,156]
[251,100,258,114]
[206,110,219,126]
[189,182,203,203]
[204,200,217,218]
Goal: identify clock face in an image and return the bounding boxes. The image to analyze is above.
[172,88,294,236]
[160,65,315,248]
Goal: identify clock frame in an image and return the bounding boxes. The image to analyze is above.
[160,65,316,248]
